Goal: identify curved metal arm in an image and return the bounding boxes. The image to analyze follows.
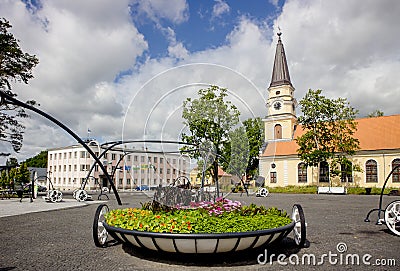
[376,163,400,221]
[0,91,122,205]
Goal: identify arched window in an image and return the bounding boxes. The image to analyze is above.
[319,161,329,182]
[274,124,282,139]
[341,162,353,183]
[366,160,378,183]
[392,159,400,183]
[298,163,307,183]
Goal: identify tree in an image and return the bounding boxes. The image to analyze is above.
[243,117,264,178]
[367,110,384,118]
[295,89,360,185]
[16,162,30,184]
[24,150,48,168]
[0,18,39,153]
[225,126,249,178]
[181,85,240,191]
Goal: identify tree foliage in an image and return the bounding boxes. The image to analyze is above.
[243,117,264,178]
[225,126,249,177]
[367,109,384,118]
[181,85,240,185]
[24,150,48,168]
[295,89,360,180]
[0,18,39,153]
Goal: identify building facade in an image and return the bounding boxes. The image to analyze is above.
[259,33,400,189]
[47,141,190,191]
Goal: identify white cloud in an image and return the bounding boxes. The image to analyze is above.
[212,0,230,18]
[131,0,189,24]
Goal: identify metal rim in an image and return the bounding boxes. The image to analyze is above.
[384,200,400,236]
[291,204,306,247]
[93,204,109,247]
[76,190,88,202]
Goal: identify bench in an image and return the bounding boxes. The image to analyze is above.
[317,186,346,194]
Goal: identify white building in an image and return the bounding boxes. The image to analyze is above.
[47,141,190,191]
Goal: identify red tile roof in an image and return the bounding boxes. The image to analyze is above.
[262,114,400,157]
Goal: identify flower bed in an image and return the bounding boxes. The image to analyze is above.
[93,198,301,253]
[105,198,292,234]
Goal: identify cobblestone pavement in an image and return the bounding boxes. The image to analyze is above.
[0,192,399,271]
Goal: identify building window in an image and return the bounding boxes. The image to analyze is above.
[127,155,131,161]
[54,153,57,160]
[63,165,66,171]
[69,152,72,158]
[74,151,77,158]
[392,159,400,183]
[134,156,138,162]
[274,124,282,140]
[64,153,66,159]
[50,154,53,160]
[160,157,164,163]
[119,179,123,185]
[341,162,353,183]
[154,157,157,163]
[74,165,77,171]
[141,156,144,162]
[298,163,307,183]
[319,161,329,182]
[80,151,86,158]
[366,160,378,183]
[270,172,277,183]
[112,153,116,160]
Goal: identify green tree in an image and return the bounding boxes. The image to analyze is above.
[367,110,384,118]
[0,18,39,153]
[181,85,240,191]
[17,162,30,184]
[295,89,360,184]
[225,126,249,178]
[24,150,48,168]
[243,117,264,178]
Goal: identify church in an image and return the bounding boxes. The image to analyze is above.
[259,33,400,189]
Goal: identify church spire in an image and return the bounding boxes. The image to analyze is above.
[269,31,292,88]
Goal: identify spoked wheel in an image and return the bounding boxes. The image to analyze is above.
[291,204,306,247]
[93,204,109,247]
[75,190,88,202]
[258,188,269,197]
[384,200,400,236]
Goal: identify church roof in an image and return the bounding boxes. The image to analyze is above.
[269,32,292,88]
[261,114,400,157]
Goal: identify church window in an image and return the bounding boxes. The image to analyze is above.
[392,159,400,183]
[341,162,353,183]
[366,160,378,183]
[319,161,329,182]
[298,163,307,183]
[270,172,277,183]
[274,124,282,139]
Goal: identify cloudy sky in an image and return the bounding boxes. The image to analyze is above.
[1,0,400,163]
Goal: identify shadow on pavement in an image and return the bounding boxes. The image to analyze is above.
[120,237,303,266]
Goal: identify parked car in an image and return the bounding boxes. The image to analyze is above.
[135,185,149,191]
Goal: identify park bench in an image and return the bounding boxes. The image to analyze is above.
[317,186,346,194]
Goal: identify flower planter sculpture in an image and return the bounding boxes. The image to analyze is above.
[93,196,306,254]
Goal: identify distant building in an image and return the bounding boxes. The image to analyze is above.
[259,33,400,189]
[47,142,190,191]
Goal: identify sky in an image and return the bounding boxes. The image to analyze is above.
[1,0,400,164]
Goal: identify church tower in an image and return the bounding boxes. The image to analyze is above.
[264,32,297,142]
